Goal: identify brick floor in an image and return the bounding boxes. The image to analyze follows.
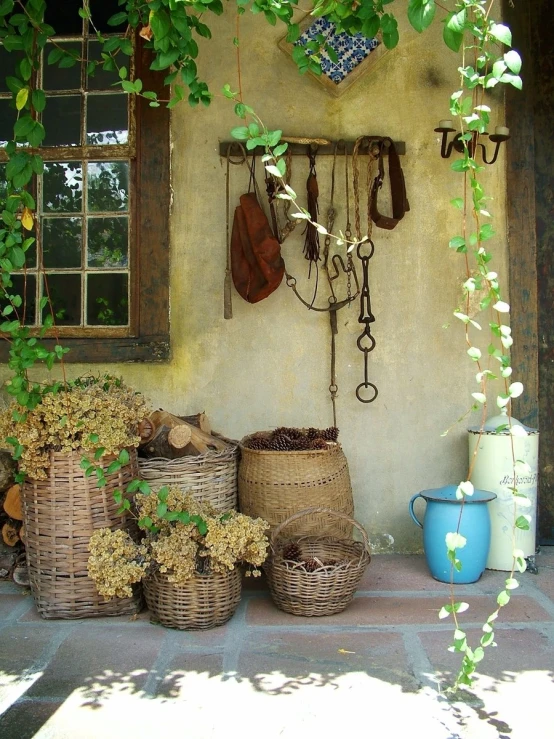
[0,550,552,739]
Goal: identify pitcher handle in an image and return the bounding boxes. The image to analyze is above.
[409,493,424,528]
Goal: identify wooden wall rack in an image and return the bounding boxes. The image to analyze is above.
[219,138,406,158]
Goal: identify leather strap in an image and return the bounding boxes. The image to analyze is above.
[370,138,410,230]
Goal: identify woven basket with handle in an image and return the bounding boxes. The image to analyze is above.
[21,448,142,620]
[143,566,242,630]
[265,507,371,617]
[238,440,354,538]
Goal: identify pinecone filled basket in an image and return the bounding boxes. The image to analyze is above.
[264,507,371,617]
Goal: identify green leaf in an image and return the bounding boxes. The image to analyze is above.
[31,89,46,112]
[449,236,465,249]
[127,479,141,493]
[497,590,510,606]
[408,0,436,33]
[489,23,512,47]
[230,126,249,141]
[108,12,128,26]
[443,14,463,53]
[118,448,130,465]
[156,502,168,517]
[106,460,121,474]
[158,486,169,503]
[515,515,530,531]
[138,516,153,529]
[138,481,151,495]
[16,87,29,111]
[94,447,106,460]
[286,23,300,43]
[504,50,522,74]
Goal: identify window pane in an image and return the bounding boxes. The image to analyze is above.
[45,1,84,36]
[42,217,82,268]
[87,273,128,325]
[42,96,82,146]
[43,162,83,213]
[86,94,128,145]
[0,99,13,147]
[87,161,128,212]
[43,273,81,325]
[43,42,82,91]
[86,41,120,91]
[0,47,22,93]
[88,217,128,268]
[0,274,37,325]
[89,0,127,33]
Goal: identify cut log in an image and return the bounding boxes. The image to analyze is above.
[0,450,15,493]
[2,521,19,547]
[3,484,22,521]
[179,412,212,435]
[12,562,29,587]
[19,523,26,545]
[139,411,229,458]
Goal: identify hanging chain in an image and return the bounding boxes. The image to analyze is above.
[352,137,381,403]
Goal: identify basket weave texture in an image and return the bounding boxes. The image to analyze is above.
[143,567,242,630]
[238,440,353,537]
[265,507,371,617]
[138,444,238,513]
[21,448,142,620]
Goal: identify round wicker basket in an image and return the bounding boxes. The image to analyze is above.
[144,567,242,630]
[138,443,239,512]
[238,439,354,538]
[265,507,371,617]
[21,448,142,620]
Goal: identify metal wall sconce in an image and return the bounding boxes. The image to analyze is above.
[434,120,510,165]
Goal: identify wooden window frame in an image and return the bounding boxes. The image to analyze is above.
[0,44,170,363]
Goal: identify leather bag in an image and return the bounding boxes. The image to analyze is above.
[231,192,285,304]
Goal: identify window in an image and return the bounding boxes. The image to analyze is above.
[0,2,170,361]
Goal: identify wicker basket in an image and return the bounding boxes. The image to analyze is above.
[265,507,371,617]
[238,439,354,537]
[21,448,142,620]
[138,443,239,513]
[143,567,242,630]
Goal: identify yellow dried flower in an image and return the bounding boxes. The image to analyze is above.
[87,528,150,599]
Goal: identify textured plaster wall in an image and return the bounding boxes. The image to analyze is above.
[12,13,510,552]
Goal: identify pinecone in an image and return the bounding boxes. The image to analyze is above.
[302,557,320,572]
[290,437,311,451]
[321,426,339,442]
[281,542,302,562]
[306,427,320,440]
[309,438,328,450]
[274,427,303,440]
[268,434,291,451]
[246,437,271,450]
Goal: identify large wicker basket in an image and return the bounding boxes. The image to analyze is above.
[21,448,142,620]
[265,507,371,617]
[238,439,354,538]
[143,567,242,630]
[138,443,239,513]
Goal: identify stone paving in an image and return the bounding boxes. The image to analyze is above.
[0,550,553,739]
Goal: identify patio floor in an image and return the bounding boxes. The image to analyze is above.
[0,550,553,739]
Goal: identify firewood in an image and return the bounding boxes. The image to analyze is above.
[19,523,26,545]
[139,411,229,458]
[179,412,212,435]
[12,562,29,587]
[2,521,19,547]
[3,484,22,521]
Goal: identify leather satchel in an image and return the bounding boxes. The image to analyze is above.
[231,192,285,303]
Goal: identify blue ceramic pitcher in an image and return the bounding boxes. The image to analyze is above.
[409,485,497,583]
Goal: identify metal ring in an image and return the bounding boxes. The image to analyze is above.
[355,382,378,403]
[329,384,338,394]
[286,275,297,287]
[357,240,375,261]
[356,332,376,353]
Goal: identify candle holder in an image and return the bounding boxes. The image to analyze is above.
[434,121,510,165]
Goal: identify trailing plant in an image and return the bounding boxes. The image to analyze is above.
[87,486,270,599]
[0,0,529,690]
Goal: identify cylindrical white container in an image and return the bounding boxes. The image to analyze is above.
[468,409,539,571]
[469,409,539,572]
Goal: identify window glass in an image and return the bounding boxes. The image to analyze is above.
[42,96,82,146]
[87,161,128,212]
[43,162,83,213]
[42,217,82,268]
[43,273,82,325]
[0,274,37,326]
[86,41,121,91]
[86,94,128,145]
[43,42,82,90]
[87,217,128,268]
[87,273,128,325]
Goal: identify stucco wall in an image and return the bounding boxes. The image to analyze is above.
[13,13,511,552]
